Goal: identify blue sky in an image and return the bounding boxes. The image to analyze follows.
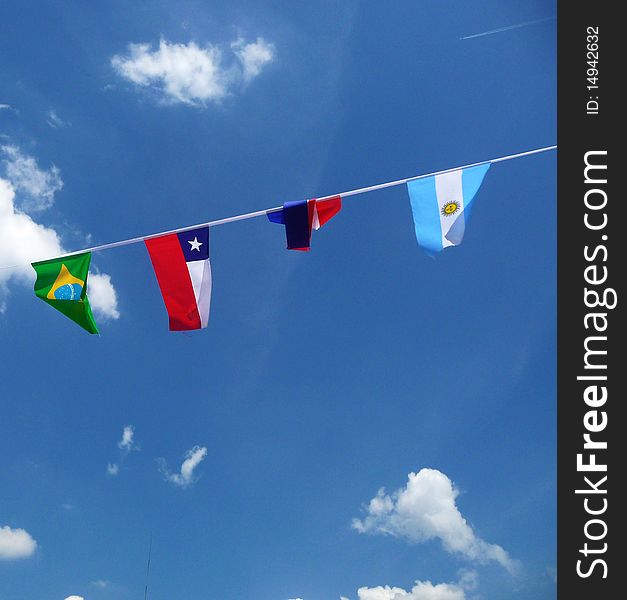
[0,2,556,599]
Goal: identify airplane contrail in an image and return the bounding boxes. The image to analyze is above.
[461,16,555,40]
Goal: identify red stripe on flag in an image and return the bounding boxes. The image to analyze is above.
[292,200,316,251]
[315,196,342,227]
[145,234,201,331]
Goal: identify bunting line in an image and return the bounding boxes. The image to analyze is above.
[0,145,556,270]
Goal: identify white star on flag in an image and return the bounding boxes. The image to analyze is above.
[188,237,203,251]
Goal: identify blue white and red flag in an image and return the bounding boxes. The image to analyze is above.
[267,196,342,251]
[145,227,212,331]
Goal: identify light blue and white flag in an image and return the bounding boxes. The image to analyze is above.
[407,163,491,254]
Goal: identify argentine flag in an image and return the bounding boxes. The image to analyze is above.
[407,163,490,254]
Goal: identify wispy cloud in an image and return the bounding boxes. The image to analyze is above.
[159,445,207,487]
[1,145,63,212]
[46,109,70,129]
[0,525,37,560]
[352,468,520,575]
[0,177,61,315]
[111,37,275,106]
[231,37,276,82]
[106,425,139,475]
[117,425,137,452]
[461,16,555,40]
[0,170,120,320]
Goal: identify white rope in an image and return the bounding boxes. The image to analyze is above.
[318,145,556,200]
[0,145,556,269]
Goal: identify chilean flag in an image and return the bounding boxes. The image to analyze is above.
[145,227,212,331]
[267,196,342,251]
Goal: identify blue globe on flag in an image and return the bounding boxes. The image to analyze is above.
[53,283,83,300]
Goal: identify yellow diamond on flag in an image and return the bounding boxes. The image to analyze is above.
[46,264,85,301]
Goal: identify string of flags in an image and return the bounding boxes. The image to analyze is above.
[25,146,556,334]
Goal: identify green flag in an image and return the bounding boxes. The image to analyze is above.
[32,252,99,334]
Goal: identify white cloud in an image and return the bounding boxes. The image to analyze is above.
[232,37,276,82]
[0,177,62,314]
[47,109,70,129]
[0,177,62,274]
[1,145,63,212]
[92,579,109,588]
[0,170,119,321]
[117,425,136,452]
[160,445,207,487]
[64,596,84,600]
[88,273,120,320]
[0,103,12,110]
[0,525,37,559]
[352,469,519,575]
[456,569,478,592]
[111,37,275,106]
[285,573,477,600]
[107,425,138,475]
[356,571,477,600]
[357,581,465,600]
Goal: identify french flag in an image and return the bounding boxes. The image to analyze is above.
[145,227,212,331]
[267,196,342,251]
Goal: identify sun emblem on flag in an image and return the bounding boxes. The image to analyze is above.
[441,201,460,217]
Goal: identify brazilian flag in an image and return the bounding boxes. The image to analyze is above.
[32,252,99,334]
